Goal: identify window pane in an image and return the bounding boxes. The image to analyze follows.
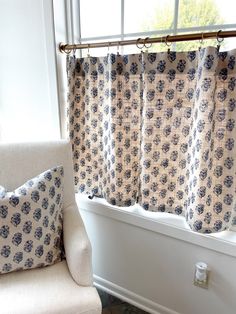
[80,0,121,38]
[214,0,236,25]
[223,37,236,51]
[124,0,175,34]
[178,0,231,29]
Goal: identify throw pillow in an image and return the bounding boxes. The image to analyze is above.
[0,166,64,274]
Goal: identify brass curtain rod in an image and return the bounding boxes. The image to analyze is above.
[59,30,236,53]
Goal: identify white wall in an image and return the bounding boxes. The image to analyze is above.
[78,197,236,314]
[0,0,60,142]
[53,0,70,139]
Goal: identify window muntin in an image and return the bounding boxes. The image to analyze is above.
[78,0,236,56]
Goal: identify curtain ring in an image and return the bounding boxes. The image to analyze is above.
[136,38,144,49]
[165,35,171,47]
[216,30,224,43]
[144,37,152,49]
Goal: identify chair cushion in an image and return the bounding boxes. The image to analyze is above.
[0,166,64,274]
[0,260,101,314]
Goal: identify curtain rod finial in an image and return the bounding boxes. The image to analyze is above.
[59,43,67,54]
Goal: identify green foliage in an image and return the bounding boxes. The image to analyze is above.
[142,0,224,52]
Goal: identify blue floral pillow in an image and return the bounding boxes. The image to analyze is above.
[0,166,64,274]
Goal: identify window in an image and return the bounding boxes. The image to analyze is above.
[72,0,236,56]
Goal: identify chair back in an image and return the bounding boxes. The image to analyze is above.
[0,140,75,209]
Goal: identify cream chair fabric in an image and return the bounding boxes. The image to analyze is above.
[0,140,101,314]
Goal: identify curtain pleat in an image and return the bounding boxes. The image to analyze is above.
[140,51,198,216]
[67,54,142,206]
[67,47,236,233]
[186,48,236,232]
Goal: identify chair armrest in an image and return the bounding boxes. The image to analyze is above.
[63,203,93,286]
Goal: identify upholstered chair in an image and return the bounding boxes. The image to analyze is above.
[0,140,101,314]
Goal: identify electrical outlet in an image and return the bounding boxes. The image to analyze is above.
[194,262,209,289]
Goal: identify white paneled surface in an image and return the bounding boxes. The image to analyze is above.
[0,0,60,142]
[78,196,236,314]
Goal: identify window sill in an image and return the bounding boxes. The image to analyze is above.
[76,194,236,258]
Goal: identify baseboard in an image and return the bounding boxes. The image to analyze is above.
[94,275,181,314]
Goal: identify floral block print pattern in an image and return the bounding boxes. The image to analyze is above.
[67,47,236,233]
[67,54,142,207]
[0,166,64,274]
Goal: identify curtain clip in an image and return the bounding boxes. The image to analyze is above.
[117,41,120,56]
[88,193,95,200]
[87,44,90,57]
[107,42,111,55]
[199,32,204,51]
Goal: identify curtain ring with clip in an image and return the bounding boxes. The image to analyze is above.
[199,32,204,51]
[216,30,224,52]
[165,35,171,53]
[107,42,111,54]
[87,44,90,57]
[144,37,152,49]
[117,41,120,55]
[136,38,144,50]
[200,32,204,44]
[216,30,224,43]
[165,35,171,47]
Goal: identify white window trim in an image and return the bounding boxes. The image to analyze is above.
[76,193,236,258]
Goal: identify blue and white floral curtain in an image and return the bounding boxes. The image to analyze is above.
[67,47,236,233]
